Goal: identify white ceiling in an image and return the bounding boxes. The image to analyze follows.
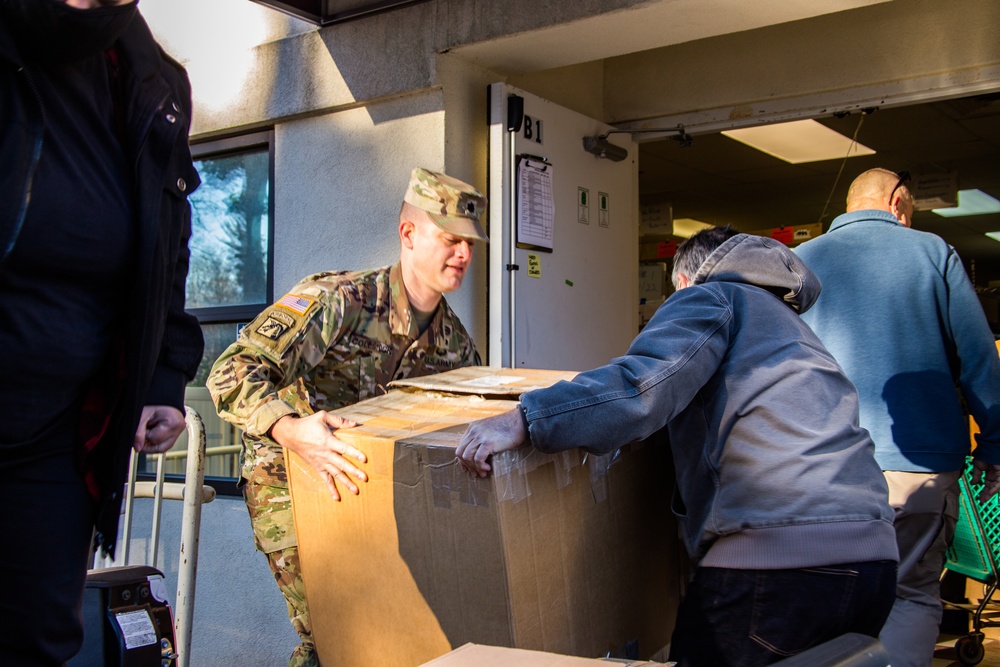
[637,92,1000,285]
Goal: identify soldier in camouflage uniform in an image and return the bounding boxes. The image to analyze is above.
[207,168,487,667]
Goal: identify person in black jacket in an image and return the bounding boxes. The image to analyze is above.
[0,0,204,664]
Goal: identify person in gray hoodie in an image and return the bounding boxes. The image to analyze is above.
[456,226,898,667]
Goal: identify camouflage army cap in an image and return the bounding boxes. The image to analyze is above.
[404,167,488,242]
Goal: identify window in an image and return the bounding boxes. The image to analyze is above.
[140,132,274,495]
[185,140,273,317]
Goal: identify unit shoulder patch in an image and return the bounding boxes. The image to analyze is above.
[255,311,296,341]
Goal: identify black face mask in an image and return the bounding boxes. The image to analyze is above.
[0,0,138,63]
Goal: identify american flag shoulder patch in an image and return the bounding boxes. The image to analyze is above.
[275,294,315,315]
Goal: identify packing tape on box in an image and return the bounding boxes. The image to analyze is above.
[335,387,627,509]
[425,445,624,508]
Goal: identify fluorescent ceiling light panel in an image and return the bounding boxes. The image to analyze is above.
[986,232,1000,244]
[933,189,1000,217]
[721,119,875,164]
[673,218,714,238]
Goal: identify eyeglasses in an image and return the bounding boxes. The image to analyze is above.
[888,170,911,206]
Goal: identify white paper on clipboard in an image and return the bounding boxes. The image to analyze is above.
[517,158,554,250]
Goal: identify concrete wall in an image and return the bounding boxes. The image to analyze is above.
[272,94,447,292]
[145,0,893,135]
[437,53,506,343]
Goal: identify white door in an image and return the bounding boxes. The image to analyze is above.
[487,83,638,371]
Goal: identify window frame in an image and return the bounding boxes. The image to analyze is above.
[185,130,277,323]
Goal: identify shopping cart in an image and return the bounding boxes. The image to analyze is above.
[943,456,1000,665]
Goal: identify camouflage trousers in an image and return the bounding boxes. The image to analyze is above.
[243,482,318,667]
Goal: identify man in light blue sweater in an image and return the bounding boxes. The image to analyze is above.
[795,168,1000,667]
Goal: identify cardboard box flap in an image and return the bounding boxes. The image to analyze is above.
[421,643,674,666]
[389,366,578,398]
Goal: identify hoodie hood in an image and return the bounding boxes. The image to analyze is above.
[692,233,821,313]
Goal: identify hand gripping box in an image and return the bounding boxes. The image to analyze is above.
[288,367,683,667]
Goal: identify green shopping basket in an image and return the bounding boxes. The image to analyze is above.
[943,456,1000,665]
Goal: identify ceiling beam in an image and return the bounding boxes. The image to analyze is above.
[249,0,427,26]
[615,63,1000,139]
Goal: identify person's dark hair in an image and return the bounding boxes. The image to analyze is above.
[671,225,740,289]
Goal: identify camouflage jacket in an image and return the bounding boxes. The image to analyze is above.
[207,263,480,486]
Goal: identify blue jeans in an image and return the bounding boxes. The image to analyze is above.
[669,561,897,667]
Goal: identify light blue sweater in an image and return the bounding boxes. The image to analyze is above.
[796,210,1000,472]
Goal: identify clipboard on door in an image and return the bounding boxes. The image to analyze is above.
[515,155,554,252]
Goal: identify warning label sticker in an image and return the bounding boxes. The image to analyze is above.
[115,609,157,649]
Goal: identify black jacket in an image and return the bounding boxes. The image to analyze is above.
[0,12,204,555]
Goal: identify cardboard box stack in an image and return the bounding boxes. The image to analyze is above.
[288,367,683,666]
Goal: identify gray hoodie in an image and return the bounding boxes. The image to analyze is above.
[522,234,898,568]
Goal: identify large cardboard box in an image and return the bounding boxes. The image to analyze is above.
[420,643,674,666]
[289,367,682,666]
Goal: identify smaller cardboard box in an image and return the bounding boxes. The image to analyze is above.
[639,240,678,261]
[639,297,666,329]
[388,366,578,397]
[420,643,675,666]
[746,222,823,247]
[289,367,681,667]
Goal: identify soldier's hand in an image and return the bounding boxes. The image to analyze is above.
[270,412,367,501]
[972,459,1000,504]
[456,406,529,477]
[133,405,186,453]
